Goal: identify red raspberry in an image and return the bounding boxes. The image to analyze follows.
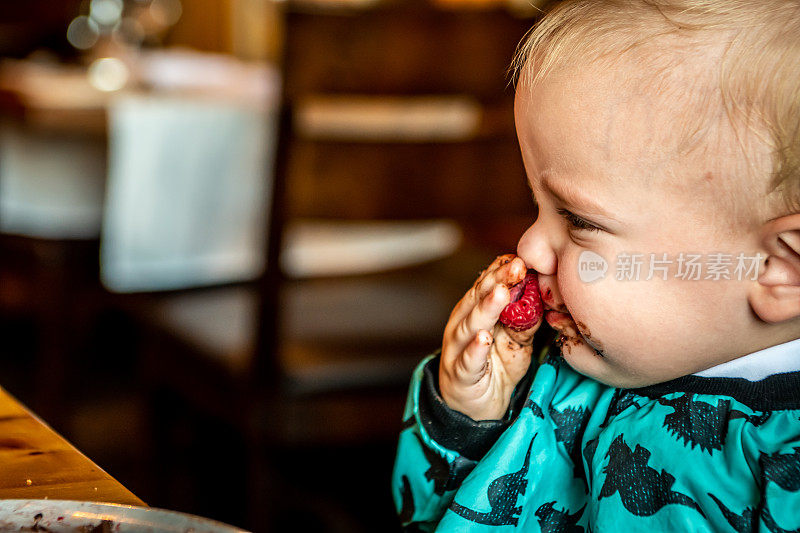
[499,270,543,331]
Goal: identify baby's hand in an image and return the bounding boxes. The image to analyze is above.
[439,254,542,420]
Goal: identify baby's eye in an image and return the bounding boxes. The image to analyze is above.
[556,208,601,232]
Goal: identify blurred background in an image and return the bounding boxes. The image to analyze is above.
[0,0,546,530]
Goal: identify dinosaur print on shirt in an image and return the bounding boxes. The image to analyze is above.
[534,501,585,533]
[414,433,475,495]
[599,434,705,518]
[399,475,415,525]
[656,394,730,454]
[448,436,536,526]
[760,447,800,492]
[550,405,593,489]
[708,492,759,533]
[393,350,800,531]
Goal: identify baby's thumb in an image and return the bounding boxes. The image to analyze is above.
[502,319,541,346]
[494,325,535,384]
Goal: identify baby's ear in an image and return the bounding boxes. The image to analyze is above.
[750,213,800,323]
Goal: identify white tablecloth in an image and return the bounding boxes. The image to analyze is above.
[100,92,277,292]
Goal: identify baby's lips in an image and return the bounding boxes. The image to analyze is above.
[539,278,568,313]
[544,310,577,334]
[545,310,597,356]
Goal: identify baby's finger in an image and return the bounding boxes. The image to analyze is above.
[474,256,526,299]
[454,330,493,382]
[493,326,534,382]
[450,256,526,326]
[451,285,509,351]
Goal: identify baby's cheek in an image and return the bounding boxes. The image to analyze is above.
[559,274,639,345]
[557,261,612,317]
[557,247,646,340]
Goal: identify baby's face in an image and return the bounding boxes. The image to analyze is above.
[514,62,769,387]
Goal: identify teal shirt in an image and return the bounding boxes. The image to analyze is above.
[392,348,800,532]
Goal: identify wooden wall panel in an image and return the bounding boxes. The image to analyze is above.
[165,0,233,53]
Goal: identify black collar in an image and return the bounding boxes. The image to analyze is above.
[625,371,800,411]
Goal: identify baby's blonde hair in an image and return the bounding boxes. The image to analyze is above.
[513,0,800,214]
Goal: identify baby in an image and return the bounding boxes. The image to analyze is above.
[393,0,800,531]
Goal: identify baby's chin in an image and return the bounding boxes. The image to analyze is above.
[547,320,674,388]
[537,278,665,386]
[543,309,639,387]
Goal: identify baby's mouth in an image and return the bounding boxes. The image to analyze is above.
[539,281,567,314]
[537,279,604,357]
[543,307,605,358]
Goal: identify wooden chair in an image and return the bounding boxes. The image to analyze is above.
[135,1,536,529]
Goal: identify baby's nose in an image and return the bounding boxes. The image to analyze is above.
[516,220,566,311]
[516,222,557,276]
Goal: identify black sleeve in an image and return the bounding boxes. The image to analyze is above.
[417,354,537,461]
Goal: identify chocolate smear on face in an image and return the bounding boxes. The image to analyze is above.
[575,321,605,358]
[555,333,581,355]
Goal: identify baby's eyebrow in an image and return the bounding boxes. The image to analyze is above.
[540,171,615,221]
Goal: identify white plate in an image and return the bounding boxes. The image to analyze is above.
[281,219,463,278]
[0,500,249,533]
